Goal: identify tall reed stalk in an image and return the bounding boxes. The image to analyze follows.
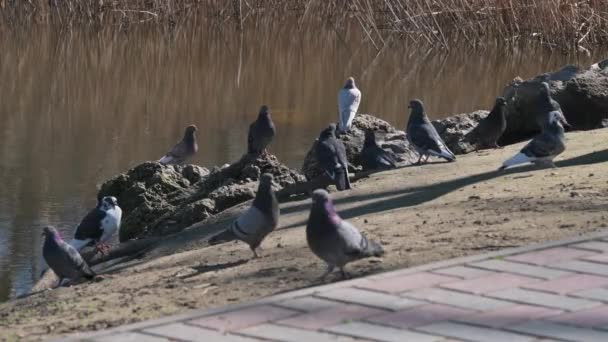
[1,0,607,50]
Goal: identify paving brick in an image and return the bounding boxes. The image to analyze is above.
[510,320,608,342]
[356,272,459,294]
[316,287,425,310]
[546,306,608,327]
[238,323,366,342]
[275,296,340,312]
[144,323,257,341]
[189,305,299,331]
[440,273,540,294]
[522,274,608,295]
[456,305,562,328]
[431,266,496,279]
[468,260,572,279]
[93,332,169,342]
[549,260,608,276]
[571,241,608,252]
[572,287,608,302]
[324,321,442,342]
[276,303,385,330]
[416,322,536,342]
[365,304,474,328]
[488,288,600,311]
[506,247,596,265]
[582,254,608,263]
[403,288,512,311]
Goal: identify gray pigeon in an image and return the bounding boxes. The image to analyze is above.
[466,97,508,149]
[338,77,362,134]
[499,110,569,170]
[210,174,279,258]
[315,124,351,191]
[69,196,122,254]
[159,125,198,165]
[360,130,397,171]
[42,226,96,287]
[536,82,566,127]
[306,189,384,279]
[248,105,276,155]
[407,99,456,164]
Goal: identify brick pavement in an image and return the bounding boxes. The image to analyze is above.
[64,230,608,342]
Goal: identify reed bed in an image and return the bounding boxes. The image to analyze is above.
[1,0,607,50]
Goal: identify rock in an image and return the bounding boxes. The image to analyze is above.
[301,114,418,180]
[501,62,608,143]
[432,110,489,154]
[98,154,305,241]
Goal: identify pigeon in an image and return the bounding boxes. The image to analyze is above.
[159,125,198,165]
[213,173,279,258]
[466,97,508,149]
[42,226,96,287]
[248,105,276,155]
[338,77,362,134]
[360,129,397,171]
[499,110,569,170]
[315,124,351,191]
[536,82,565,126]
[306,189,384,279]
[406,99,456,164]
[69,196,122,254]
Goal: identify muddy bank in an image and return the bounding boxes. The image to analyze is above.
[2,127,608,341]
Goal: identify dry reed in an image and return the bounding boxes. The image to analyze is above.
[1,0,607,50]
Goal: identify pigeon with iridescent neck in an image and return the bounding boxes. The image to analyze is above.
[42,226,96,287]
[315,124,351,191]
[406,99,455,164]
[306,189,384,280]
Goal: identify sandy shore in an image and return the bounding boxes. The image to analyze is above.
[1,128,608,341]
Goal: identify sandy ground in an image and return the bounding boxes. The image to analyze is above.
[1,128,608,341]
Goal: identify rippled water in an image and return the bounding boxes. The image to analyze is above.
[0,23,604,301]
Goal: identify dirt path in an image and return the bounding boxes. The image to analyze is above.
[2,129,608,341]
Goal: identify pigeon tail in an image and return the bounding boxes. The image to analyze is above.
[208,229,238,245]
[500,152,531,170]
[159,155,173,164]
[68,239,92,251]
[334,168,351,191]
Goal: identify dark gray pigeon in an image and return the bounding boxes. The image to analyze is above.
[69,196,122,254]
[315,124,351,190]
[499,111,569,170]
[407,99,455,164]
[42,226,96,287]
[248,105,276,155]
[209,174,279,258]
[159,125,198,165]
[536,82,566,127]
[306,189,384,279]
[466,97,507,149]
[360,130,397,171]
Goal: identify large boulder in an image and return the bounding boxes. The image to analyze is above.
[501,62,608,144]
[432,110,488,155]
[301,114,418,180]
[99,154,305,241]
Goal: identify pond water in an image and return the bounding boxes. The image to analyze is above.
[0,23,604,301]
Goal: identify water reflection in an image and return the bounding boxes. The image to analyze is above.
[0,23,603,301]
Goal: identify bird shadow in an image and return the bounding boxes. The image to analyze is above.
[181,259,249,280]
[280,148,608,229]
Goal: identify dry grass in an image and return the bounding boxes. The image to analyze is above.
[1,1,607,49]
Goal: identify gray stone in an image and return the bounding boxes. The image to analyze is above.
[402,288,512,311]
[316,287,424,311]
[469,260,572,279]
[510,320,608,342]
[415,322,536,342]
[324,321,442,342]
[488,288,600,311]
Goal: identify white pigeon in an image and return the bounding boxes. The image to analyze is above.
[338,77,362,134]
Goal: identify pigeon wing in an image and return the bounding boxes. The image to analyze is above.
[521,132,557,158]
[74,208,106,242]
[161,140,188,164]
[62,242,95,278]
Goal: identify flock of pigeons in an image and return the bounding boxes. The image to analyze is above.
[40,77,570,286]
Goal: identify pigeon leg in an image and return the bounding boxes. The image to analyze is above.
[251,247,260,259]
[422,155,430,164]
[319,264,335,280]
[415,154,423,165]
